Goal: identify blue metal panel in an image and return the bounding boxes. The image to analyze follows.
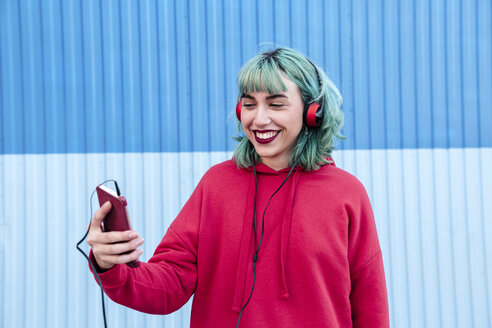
[352,0,371,150]
[81,0,104,154]
[446,0,464,149]
[2,0,492,154]
[100,0,125,154]
[189,1,210,152]
[62,0,85,153]
[205,0,229,152]
[430,0,449,149]
[367,0,386,150]
[159,0,180,152]
[415,0,432,149]
[382,0,402,150]
[478,0,492,148]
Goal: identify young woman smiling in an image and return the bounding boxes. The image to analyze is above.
[87,47,390,327]
[239,75,305,171]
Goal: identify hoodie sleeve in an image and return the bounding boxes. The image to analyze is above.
[88,179,204,315]
[347,183,390,327]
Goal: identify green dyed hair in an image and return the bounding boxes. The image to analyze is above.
[232,47,344,171]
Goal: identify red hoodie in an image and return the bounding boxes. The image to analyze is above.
[90,159,389,327]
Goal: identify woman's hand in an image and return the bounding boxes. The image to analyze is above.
[87,201,144,270]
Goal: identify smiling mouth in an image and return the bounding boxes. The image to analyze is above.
[254,130,280,144]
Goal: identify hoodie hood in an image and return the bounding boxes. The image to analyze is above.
[232,160,334,311]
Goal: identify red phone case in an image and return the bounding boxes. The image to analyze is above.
[96,184,140,268]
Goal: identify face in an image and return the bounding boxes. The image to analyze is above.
[240,74,304,170]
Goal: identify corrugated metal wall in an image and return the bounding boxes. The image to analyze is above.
[1,0,491,327]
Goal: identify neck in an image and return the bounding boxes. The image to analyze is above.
[260,158,290,171]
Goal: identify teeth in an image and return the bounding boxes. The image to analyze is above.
[256,131,279,139]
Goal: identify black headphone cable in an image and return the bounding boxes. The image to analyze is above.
[76,179,121,328]
[235,144,307,328]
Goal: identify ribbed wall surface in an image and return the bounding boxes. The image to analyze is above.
[1,0,491,327]
[2,0,491,154]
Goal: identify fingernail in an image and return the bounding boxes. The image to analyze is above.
[129,232,138,239]
[104,201,111,208]
[138,249,143,255]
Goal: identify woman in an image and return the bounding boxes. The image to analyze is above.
[87,47,390,327]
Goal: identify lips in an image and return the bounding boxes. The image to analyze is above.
[254,130,280,144]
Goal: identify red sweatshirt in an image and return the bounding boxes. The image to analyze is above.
[90,160,389,327]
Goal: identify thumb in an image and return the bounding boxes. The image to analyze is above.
[91,201,112,228]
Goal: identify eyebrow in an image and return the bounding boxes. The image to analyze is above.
[242,93,288,100]
[266,94,288,100]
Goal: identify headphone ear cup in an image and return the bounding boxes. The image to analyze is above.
[304,102,322,127]
[236,101,242,122]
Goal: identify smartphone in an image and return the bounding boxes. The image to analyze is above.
[96,184,140,268]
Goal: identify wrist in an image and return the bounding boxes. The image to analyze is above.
[89,250,114,273]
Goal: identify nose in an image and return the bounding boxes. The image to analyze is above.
[253,105,271,126]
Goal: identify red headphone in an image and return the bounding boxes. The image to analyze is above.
[235,100,323,128]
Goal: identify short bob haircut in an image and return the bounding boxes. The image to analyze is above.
[233,47,344,171]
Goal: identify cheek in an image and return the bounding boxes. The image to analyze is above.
[288,124,303,142]
[240,118,250,134]
[240,117,253,140]
[240,112,254,131]
[288,111,304,134]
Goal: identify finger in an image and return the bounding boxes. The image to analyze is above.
[91,201,112,229]
[99,230,140,244]
[99,248,143,265]
[87,230,139,248]
[102,238,145,255]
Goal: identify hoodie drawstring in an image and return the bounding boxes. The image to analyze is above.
[232,168,302,311]
[232,173,256,313]
[279,171,299,299]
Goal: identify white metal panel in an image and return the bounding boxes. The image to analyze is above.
[1,148,491,327]
[334,148,492,328]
